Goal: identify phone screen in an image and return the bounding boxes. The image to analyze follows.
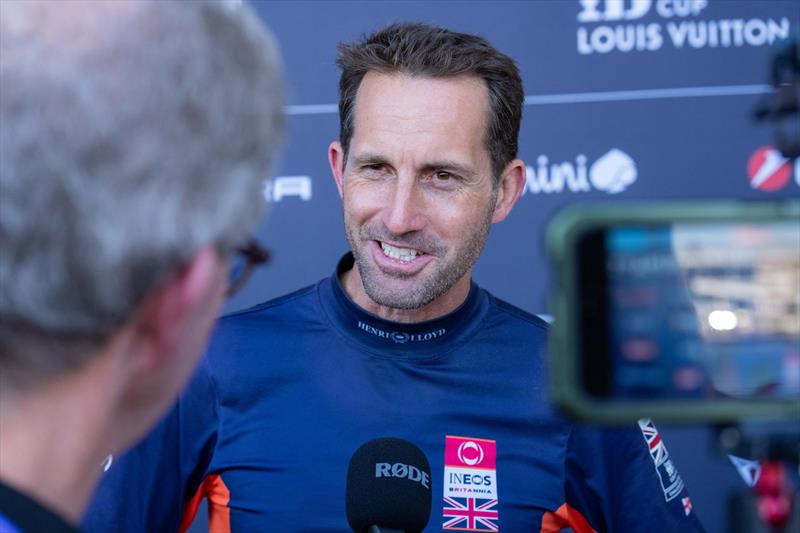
[578,221,800,402]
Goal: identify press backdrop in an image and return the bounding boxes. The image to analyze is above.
[214,2,800,532]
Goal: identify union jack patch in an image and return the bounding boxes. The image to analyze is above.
[638,418,685,502]
[443,497,499,531]
[639,418,668,467]
[682,496,693,516]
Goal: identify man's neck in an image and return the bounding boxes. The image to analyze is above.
[0,362,118,524]
[340,264,472,324]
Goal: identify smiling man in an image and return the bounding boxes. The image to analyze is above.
[331,70,523,322]
[87,23,706,532]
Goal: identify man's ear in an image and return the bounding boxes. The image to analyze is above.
[328,141,346,198]
[491,159,526,224]
[130,246,225,371]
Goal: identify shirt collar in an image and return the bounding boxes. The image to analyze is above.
[317,253,488,359]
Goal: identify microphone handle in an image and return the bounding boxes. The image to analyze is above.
[367,526,405,533]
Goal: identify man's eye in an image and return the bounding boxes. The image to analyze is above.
[365,163,384,172]
[435,171,452,180]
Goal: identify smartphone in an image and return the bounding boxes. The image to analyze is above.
[547,201,800,423]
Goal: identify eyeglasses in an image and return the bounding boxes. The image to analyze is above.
[227,237,270,297]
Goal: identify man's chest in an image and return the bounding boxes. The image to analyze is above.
[205,385,568,532]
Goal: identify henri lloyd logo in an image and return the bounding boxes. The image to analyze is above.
[577,0,792,55]
[356,321,446,344]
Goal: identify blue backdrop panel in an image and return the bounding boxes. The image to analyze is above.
[211,2,800,532]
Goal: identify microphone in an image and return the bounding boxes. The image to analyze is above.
[346,437,432,533]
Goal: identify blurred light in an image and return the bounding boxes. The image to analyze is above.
[622,338,659,362]
[673,366,704,391]
[708,310,738,331]
[221,0,243,10]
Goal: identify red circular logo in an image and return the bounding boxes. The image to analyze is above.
[747,146,792,192]
[456,441,484,466]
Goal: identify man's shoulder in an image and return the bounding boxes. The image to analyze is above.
[204,279,330,361]
[219,280,325,327]
[482,289,550,333]
[199,280,331,392]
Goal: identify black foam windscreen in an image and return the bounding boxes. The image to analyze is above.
[346,437,432,533]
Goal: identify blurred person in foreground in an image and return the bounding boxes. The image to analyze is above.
[87,22,706,532]
[0,1,283,530]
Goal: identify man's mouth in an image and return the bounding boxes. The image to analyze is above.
[379,241,425,263]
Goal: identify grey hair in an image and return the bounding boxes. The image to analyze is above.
[0,0,284,383]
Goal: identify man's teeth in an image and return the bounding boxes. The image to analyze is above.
[380,242,422,262]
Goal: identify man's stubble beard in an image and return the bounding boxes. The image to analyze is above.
[343,191,497,311]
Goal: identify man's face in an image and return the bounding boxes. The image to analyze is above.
[334,72,499,310]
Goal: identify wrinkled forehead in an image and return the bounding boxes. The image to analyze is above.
[349,72,492,169]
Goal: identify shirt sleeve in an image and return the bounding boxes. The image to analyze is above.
[561,418,707,533]
[82,356,220,533]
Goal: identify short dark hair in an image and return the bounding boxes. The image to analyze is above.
[336,22,524,182]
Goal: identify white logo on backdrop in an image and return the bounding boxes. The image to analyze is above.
[523,148,638,195]
[263,175,313,202]
[576,0,792,55]
[590,148,638,193]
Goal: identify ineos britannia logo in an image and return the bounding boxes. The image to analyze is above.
[457,441,485,466]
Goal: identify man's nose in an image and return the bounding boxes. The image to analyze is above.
[382,176,426,235]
